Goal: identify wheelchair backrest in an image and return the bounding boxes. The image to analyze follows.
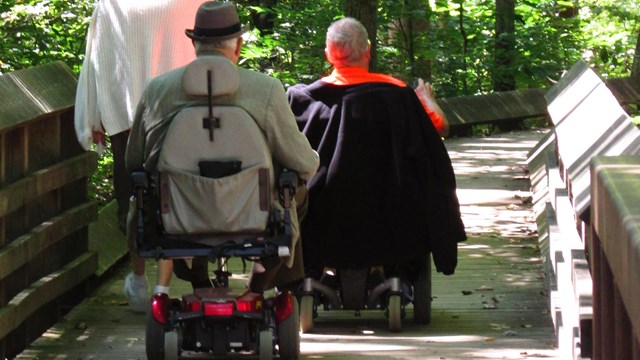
[157,56,274,235]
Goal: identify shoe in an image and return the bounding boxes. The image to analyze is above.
[123,272,149,313]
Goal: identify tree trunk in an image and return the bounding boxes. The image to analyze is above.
[459,0,468,93]
[632,29,640,77]
[494,0,516,92]
[248,0,277,34]
[345,0,379,71]
[404,0,433,82]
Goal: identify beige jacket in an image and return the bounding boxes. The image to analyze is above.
[126,53,319,268]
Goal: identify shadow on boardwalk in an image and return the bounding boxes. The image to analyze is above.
[16,129,559,360]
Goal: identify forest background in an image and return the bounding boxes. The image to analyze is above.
[1,0,639,204]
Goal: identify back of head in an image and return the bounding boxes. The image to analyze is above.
[185,1,248,54]
[325,17,369,67]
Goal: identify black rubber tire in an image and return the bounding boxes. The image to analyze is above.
[413,260,432,324]
[278,297,300,359]
[145,312,166,360]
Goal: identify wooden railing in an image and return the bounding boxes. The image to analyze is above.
[528,60,640,359]
[440,73,640,135]
[590,157,640,359]
[0,62,97,359]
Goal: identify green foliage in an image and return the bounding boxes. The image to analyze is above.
[238,1,338,87]
[89,145,115,208]
[580,0,640,78]
[2,0,638,89]
[0,0,94,74]
[238,0,638,97]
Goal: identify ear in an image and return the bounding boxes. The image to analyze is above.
[324,48,333,64]
[235,37,243,57]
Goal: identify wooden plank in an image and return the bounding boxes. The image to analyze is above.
[606,76,640,106]
[0,251,97,339]
[571,249,593,357]
[545,60,598,122]
[0,152,97,217]
[546,60,640,218]
[0,62,77,132]
[529,127,591,358]
[0,202,97,280]
[88,201,128,277]
[26,116,61,172]
[439,88,548,127]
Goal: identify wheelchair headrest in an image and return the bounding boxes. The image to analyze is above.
[182,56,240,97]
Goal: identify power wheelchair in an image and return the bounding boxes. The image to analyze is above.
[131,56,301,360]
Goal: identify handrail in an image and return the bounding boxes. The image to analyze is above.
[527,60,640,359]
[590,157,640,360]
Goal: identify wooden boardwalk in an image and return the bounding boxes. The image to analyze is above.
[16,129,559,360]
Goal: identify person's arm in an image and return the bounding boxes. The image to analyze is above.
[74,6,106,151]
[265,80,319,181]
[125,91,148,174]
[414,78,449,137]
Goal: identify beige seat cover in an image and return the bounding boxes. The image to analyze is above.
[157,56,274,235]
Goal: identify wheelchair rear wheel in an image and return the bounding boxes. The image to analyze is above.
[146,312,167,359]
[277,297,300,359]
[412,260,432,324]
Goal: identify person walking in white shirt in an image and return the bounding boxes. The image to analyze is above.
[74,0,205,312]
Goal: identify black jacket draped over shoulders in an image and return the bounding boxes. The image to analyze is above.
[287,80,466,275]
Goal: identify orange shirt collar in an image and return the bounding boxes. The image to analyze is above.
[320,67,406,87]
[319,67,446,133]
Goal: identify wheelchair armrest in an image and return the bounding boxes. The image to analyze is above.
[132,171,149,189]
[277,169,299,210]
[278,169,299,190]
[276,170,300,241]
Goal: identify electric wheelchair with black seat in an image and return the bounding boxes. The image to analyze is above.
[288,82,466,333]
[132,56,301,360]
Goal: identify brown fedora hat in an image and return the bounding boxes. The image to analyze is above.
[185,1,249,42]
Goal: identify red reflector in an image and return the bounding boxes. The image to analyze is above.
[184,300,201,312]
[237,291,263,313]
[274,292,294,322]
[151,293,170,324]
[204,302,235,316]
[237,299,262,312]
[182,294,202,312]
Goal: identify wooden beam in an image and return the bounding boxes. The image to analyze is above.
[0,152,97,217]
[440,73,639,130]
[0,202,97,280]
[439,88,548,127]
[0,251,97,339]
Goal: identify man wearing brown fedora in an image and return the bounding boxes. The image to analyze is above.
[126,1,319,297]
